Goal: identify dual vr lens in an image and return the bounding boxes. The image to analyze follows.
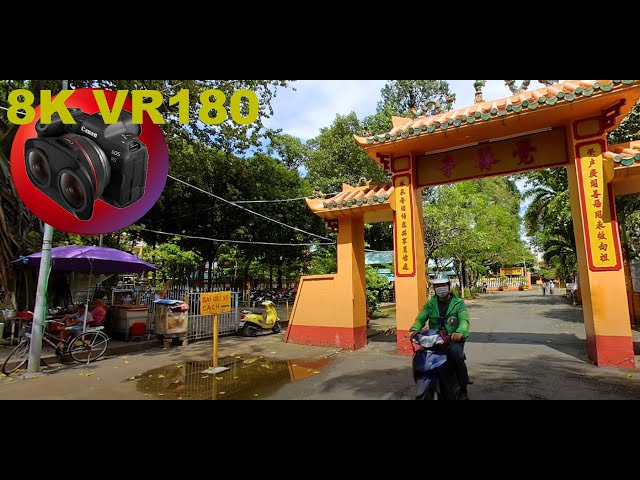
[25,134,110,219]
[24,108,148,221]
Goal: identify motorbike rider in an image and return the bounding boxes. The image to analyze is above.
[409,276,471,400]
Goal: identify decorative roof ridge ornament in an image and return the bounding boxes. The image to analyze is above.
[474,80,559,103]
[411,94,457,118]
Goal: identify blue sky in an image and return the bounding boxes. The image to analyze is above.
[265,80,548,140]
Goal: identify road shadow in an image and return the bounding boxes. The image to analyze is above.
[469,353,640,400]
[368,331,398,343]
[468,331,588,363]
[539,307,585,324]
[498,297,578,306]
[315,365,415,399]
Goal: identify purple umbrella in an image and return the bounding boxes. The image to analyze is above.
[13,246,157,273]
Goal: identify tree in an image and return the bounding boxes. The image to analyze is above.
[363,80,455,136]
[519,168,569,236]
[608,101,640,145]
[141,241,202,283]
[69,80,292,154]
[266,133,310,170]
[0,80,68,307]
[306,112,389,194]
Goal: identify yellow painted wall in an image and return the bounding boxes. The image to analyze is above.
[288,275,337,327]
[335,217,367,329]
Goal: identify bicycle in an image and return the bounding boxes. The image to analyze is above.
[2,320,110,376]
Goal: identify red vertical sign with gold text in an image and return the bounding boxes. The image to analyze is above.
[575,141,622,271]
[393,174,416,277]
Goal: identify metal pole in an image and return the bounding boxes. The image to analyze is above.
[213,313,219,369]
[99,235,103,247]
[27,79,69,374]
[27,224,53,374]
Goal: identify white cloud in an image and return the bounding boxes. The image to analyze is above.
[267,80,554,141]
[265,80,386,140]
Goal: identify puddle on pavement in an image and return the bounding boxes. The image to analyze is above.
[132,356,333,400]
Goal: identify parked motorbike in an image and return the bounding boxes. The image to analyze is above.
[410,325,461,400]
[239,300,281,337]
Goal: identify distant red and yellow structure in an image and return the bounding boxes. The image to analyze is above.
[287,81,640,368]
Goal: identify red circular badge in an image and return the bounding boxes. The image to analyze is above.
[10,88,168,235]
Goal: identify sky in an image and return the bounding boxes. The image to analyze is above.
[265,80,548,141]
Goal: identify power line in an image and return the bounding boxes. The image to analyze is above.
[234,192,340,204]
[167,175,333,242]
[142,228,334,247]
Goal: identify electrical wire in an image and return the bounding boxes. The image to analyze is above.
[167,175,333,242]
[142,228,334,247]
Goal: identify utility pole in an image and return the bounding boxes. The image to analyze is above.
[27,80,67,374]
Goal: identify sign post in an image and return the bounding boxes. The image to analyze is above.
[201,291,232,375]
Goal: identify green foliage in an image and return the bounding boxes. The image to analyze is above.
[68,80,292,155]
[431,178,529,278]
[266,133,310,170]
[306,246,337,276]
[141,241,202,282]
[363,80,454,136]
[305,112,389,193]
[365,266,392,312]
[608,101,640,145]
[617,194,640,261]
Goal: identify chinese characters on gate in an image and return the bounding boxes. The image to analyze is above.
[394,175,415,277]
[577,144,620,271]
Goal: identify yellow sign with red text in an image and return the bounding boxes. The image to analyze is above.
[576,142,622,271]
[416,128,568,188]
[501,268,524,276]
[200,291,232,315]
[393,175,416,277]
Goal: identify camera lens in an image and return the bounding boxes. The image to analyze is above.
[59,171,86,210]
[27,149,51,186]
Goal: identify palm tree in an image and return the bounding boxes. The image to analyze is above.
[521,168,569,236]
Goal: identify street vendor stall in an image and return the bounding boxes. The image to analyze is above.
[12,246,157,340]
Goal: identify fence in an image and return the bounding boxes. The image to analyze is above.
[186,290,240,340]
[136,285,241,340]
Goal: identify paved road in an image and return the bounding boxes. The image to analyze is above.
[1,291,638,400]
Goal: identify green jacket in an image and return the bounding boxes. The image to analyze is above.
[410,294,470,338]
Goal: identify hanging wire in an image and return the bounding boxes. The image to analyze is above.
[141,228,334,247]
[167,175,333,242]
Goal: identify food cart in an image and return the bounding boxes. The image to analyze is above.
[154,299,189,348]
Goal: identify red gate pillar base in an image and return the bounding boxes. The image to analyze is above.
[587,335,636,368]
[286,324,367,350]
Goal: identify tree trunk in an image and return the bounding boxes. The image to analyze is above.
[242,254,254,294]
[207,257,214,290]
[278,262,283,291]
[269,256,273,290]
[459,259,465,298]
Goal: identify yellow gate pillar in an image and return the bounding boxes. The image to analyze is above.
[566,119,635,368]
[334,216,368,349]
[391,156,428,355]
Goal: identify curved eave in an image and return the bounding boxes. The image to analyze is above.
[355,80,640,165]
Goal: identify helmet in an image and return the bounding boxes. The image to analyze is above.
[430,276,450,286]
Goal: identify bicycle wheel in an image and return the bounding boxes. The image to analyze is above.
[68,331,109,364]
[2,339,31,376]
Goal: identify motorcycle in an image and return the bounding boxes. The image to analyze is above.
[411,325,462,400]
[239,300,281,337]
